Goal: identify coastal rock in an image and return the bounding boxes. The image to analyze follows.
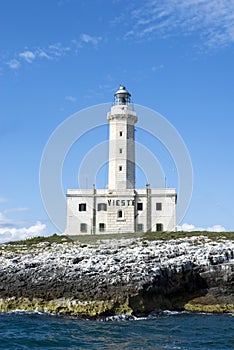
[0,236,233,317]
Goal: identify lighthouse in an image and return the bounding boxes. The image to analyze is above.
[107,86,137,190]
[66,86,177,235]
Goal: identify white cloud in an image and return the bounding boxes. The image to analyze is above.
[65,95,77,102]
[37,49,51,59]
[19,43,71,63]
[177,223,226,232]
[7,59,20,69]
[80,33,102,45]
[47,43,71,57]
[0,221,46,243]
[19,50,36,63]
[121,0,234,49]
[6,34,102,70]
[206,224,226,232]
[0,209,46,243]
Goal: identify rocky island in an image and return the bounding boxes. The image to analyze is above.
[0,232,233,318]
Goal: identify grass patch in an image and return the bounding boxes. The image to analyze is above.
[66,231,234,244]
[2,234,73,248]
[142,231,234,241]
[1,231,233,251]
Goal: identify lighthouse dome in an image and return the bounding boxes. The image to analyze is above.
[114,85,131,105]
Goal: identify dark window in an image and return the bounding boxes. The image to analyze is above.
[119,131,123,137]
[119,148,123,154]
[156,223,163,232]
[156,202,162,211]
[98,203,107,211]
[79,203,86,211]
[137,202,143,211]
[137,223,143,232]
[99,223,105,232]
[117,210,123,218]
[119,166,122,171]
[80,223,87,232]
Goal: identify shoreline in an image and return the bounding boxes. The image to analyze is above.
[0,233,233,318]
[1,307,233,320]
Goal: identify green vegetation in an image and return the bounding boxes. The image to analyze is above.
[184,295,234,313]
[70,230,234,244]
[2,234,72,248]
[185,302,234,313]
[1,231,233,250]
[0,297,133,318]
[142,230,234,241]
[0,294,232,317]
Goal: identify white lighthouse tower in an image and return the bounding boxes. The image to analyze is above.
[107,86,137,190]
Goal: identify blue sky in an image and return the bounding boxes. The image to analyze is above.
[0,0,234,241]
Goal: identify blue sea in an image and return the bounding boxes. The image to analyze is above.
[0,312,233,349]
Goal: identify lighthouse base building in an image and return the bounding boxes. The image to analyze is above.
[66,87,176,235]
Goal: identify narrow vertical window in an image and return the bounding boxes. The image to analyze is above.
[137,203,143,211]
[119,131,122,137]
[79,203,86,211]
[156,223,163,232]
[119,148,123,154]
[119,166,122,171]
[156,202,162,211]
[117,210,123,218]
[99,223,105,232]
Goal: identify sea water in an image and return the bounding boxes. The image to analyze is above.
[0,312,233,349]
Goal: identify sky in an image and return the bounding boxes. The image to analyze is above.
[0,0,234,242]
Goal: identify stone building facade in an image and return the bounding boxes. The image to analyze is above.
[66,86,176,235]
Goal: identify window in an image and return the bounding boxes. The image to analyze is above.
[156,202,162,211]
[119,165,122,171]
[80,223,87,233]
[99,223,105,232]
[117,210,123,218]
[79,203,86,211]
[156,223,163,232]
[97,203,107,211]
[119,131,123,137]
[137,202,143,211]
[137,224,143,232]
[119,148,123,154]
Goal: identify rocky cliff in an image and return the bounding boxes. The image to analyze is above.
[0,235,233,317]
